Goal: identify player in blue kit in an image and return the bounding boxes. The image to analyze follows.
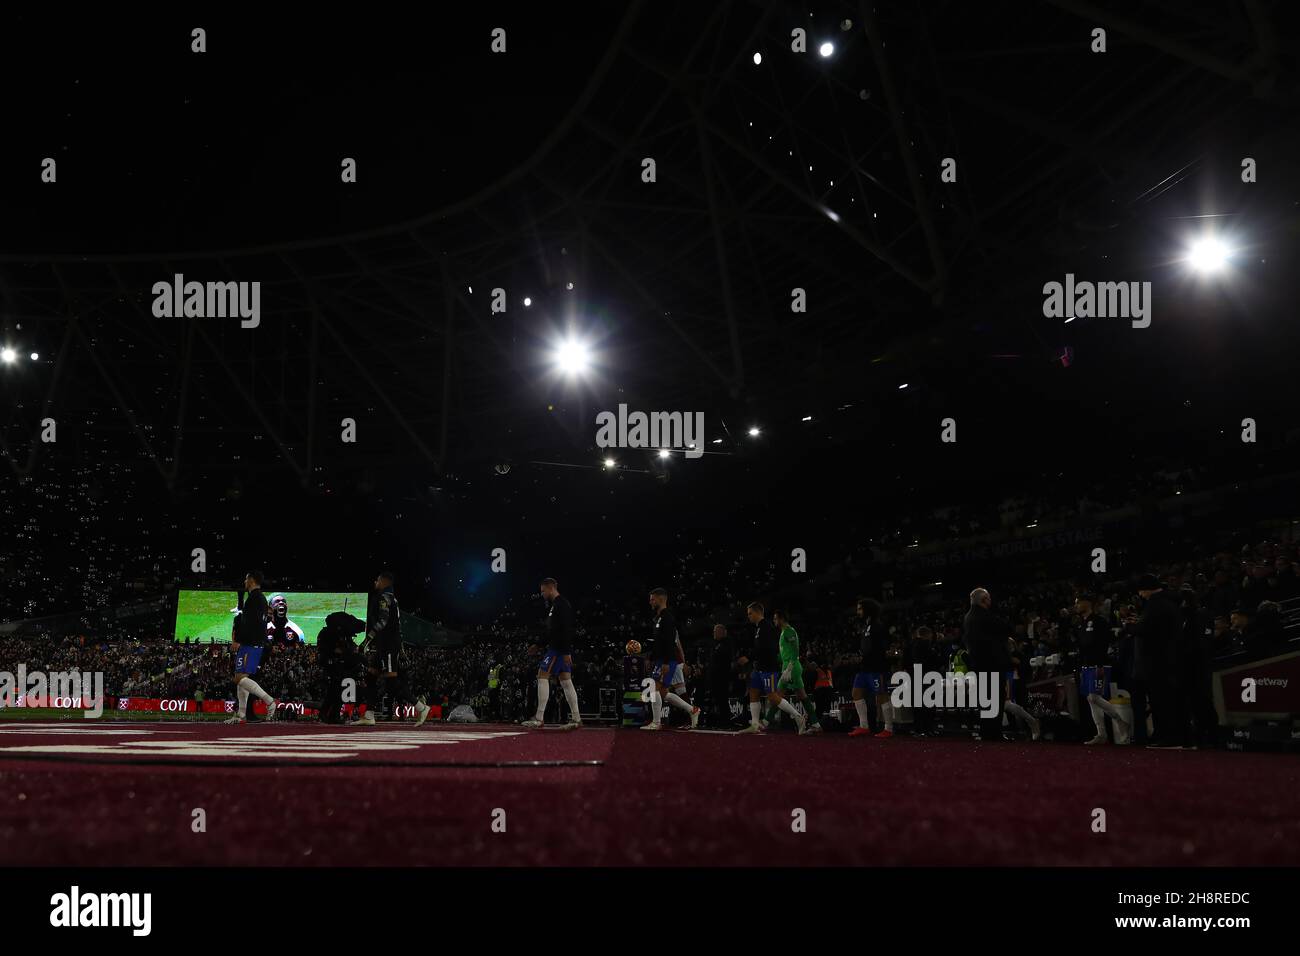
[641,588,700,731]
[850,598,886,737]
[522,577,582,729]
[738,601,804,734]
[224,570,278,725]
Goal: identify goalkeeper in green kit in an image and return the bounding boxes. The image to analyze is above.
[763,609,822,734]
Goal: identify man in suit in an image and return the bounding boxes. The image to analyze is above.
[962,588,1012,741]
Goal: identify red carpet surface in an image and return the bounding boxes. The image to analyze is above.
[1,721,1297,867]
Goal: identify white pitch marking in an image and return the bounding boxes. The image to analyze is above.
[0,727,173,735]
[0,726,527,760]
[0,744,354,759]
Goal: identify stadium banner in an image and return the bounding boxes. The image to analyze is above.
[893,525,1108,571]
[112,595,170,621]
[1026,673,1080,722]
[112,697,239,714]
[2,694,98,710]
[1214,648,1300,722]
[173,589,366,644]
[340,702,440,720]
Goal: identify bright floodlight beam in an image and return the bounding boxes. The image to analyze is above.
[819,42,834,57]
[1187,237,1230,274]
[0,348,16,364]
[553,337,592,376]
[748,426,761,437]
[603,457,616,469]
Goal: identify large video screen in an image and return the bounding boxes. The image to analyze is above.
[174,590,367,644]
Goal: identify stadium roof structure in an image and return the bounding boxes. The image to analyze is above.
[2,2,1297,492]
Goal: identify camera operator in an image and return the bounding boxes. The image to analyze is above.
[317,611,365,723]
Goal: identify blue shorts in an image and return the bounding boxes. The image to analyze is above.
[1080,665,1112,699]
[539,650,573,675]
[852,671,884,693]
[234,646,263,675]
[654,661,680,686]
[748,670,778,694]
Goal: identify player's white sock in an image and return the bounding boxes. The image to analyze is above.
[1088,693,1122,721]
[776,698,798,718]
[1004,701,1031,724]
[882,702,895,732]
[665,692,693,714]
[236,686,249,717]
[561,680,580,721]
[534,679,550,722]
[651,695,663,725]
[853,698,870,729]
[1088,693,1125,738]
[238,677,273,704]
[749,701,762,727]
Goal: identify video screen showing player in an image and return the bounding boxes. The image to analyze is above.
[265,593,305,645]
[173,589,365,644]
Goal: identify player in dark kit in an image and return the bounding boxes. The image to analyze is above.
[224,570,278,724]
[738,601,804,734]
[351,571,430,727]
[522,577,583,730]
[640,587,701,731]
[850,598,888,737]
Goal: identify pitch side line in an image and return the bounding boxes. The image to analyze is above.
[0,752,604,769]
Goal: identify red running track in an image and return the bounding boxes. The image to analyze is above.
[1,721,1298,867]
